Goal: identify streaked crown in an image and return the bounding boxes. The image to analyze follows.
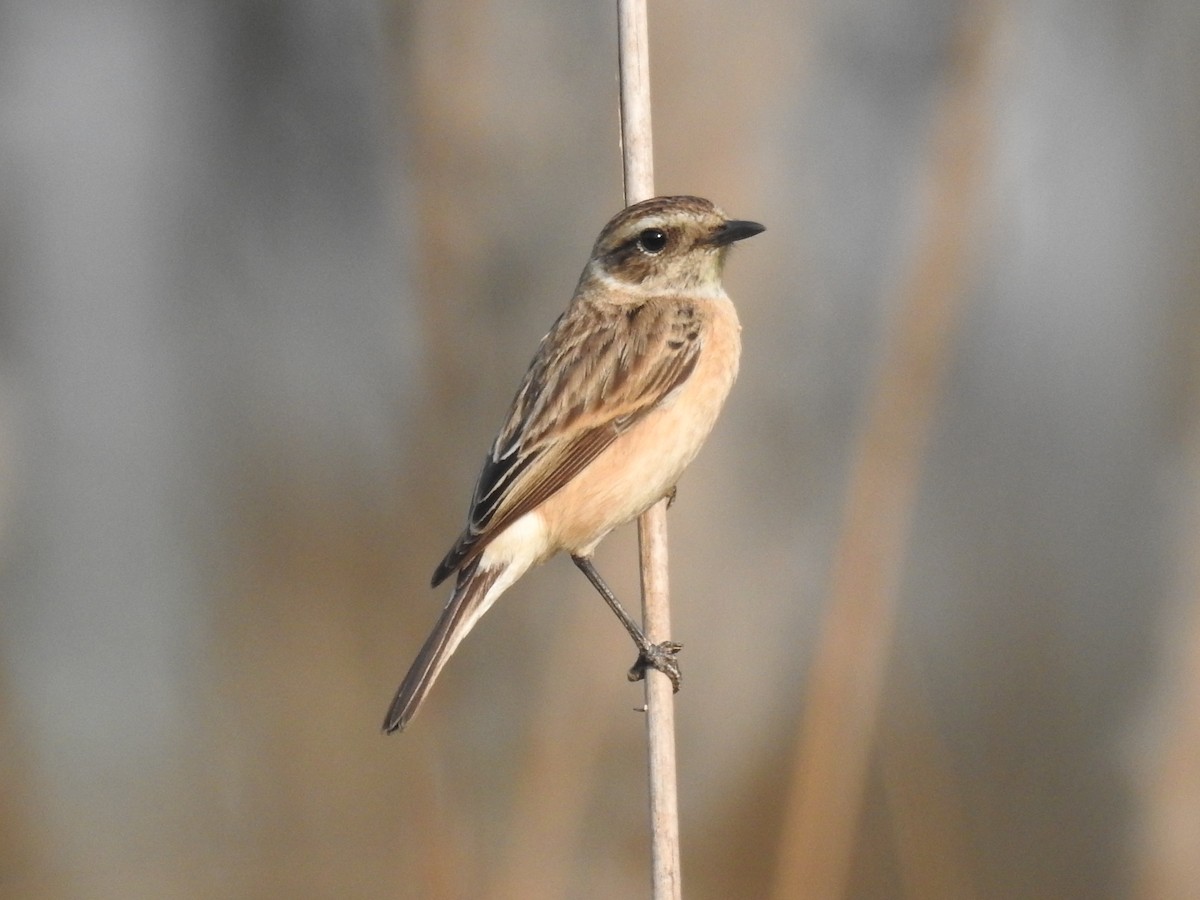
[581,195,764,295]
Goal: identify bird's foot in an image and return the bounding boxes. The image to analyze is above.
[628,641,683,692]
[664,485,678,509]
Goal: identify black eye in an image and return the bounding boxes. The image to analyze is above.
[637,228,668,254]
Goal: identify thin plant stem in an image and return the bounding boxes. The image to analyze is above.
[617,2,682,899]
[1132,347,1200,899]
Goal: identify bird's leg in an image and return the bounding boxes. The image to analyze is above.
[571,555,682,692]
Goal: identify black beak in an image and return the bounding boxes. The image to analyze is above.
[707,219,766,247]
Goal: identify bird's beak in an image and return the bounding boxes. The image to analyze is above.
[707,219,766,247]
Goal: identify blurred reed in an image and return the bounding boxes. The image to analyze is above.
[1133,355,1200,897]
[770,4,1003,897]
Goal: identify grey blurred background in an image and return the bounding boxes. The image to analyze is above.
[1,0,1198,897]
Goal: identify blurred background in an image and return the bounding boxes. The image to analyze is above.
[1,0,1198,897]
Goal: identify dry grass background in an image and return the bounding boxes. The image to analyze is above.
[1,0,1198,898]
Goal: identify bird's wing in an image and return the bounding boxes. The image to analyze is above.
[432,296,703,585]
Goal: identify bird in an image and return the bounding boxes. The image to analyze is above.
[384,195,763,733]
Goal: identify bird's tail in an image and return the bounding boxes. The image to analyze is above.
[383,559,507,733]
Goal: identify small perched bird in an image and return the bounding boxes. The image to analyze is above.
[384,195,763,733]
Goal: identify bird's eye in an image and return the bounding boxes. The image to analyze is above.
[637,228,668,254]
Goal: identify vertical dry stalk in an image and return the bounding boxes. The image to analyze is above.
[1132,81,1200,896]
[617,2,682,899]
[398,5,495,893]
[618,0,655,201]
[770,7,1001,898]
[879,666,979,900]
[1133,393,1200,899]
[638,504,681,899]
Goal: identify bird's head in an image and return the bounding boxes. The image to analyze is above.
[582,195,764,297]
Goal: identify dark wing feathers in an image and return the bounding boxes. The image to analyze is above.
[431,297,701,586]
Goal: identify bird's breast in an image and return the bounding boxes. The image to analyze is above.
[537,294,742,557]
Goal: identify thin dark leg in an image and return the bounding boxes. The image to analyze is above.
[572,555,650,649]
[571,555,682,691]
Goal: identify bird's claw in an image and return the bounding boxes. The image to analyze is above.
[628,641,683,692]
